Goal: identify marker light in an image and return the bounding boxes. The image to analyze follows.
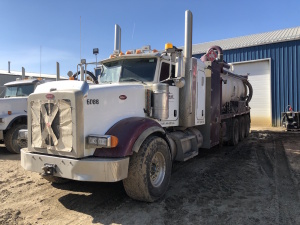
[110,136,118,148]
[165,43,173,50]
[152,49,158,53]
[8,111,12,115]
[126,50,134,55]
[69,76,75,80]
[119,51,124,56]
[136,49,142,54]
[109,54,116,59]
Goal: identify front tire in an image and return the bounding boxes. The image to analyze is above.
[123,136,172,202]
[4,124,27,154]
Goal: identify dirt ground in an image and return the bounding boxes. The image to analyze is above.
[1,128,300,225]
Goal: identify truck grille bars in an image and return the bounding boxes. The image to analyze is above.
[30,99,73,152]
[41,103,59,146]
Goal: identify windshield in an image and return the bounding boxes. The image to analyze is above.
[4,84,35,97]
[100,58,157,83]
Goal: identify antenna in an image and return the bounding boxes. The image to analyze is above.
[40,45,42,77]
[80,16,81,61]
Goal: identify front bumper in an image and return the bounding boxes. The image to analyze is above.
[21,148,129,182]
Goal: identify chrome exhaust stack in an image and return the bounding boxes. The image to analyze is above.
[56,62,60,81]
[22,67,25,80]
[184,10,193,62]
[114,24,121,53]
[179,10,195,127]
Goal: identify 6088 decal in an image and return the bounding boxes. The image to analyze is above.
[87,99,99,105]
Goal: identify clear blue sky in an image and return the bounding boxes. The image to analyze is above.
[0,0,299,77]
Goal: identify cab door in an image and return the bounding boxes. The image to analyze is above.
[158,61,179,126]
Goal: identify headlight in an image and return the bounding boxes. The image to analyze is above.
[87,135,118,148]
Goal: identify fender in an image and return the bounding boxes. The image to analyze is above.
[93,117,165,158]
[0,114,27,130]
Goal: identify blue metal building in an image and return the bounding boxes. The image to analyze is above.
[192,27,300,126]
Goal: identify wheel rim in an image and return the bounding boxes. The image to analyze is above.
[13,128,25,152]
[150,152,166,187]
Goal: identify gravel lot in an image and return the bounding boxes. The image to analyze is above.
[1,129,300,225]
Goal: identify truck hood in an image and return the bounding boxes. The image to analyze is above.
[84,82,146,142]
[34,80,147,95]
[0,97,28,115]
[34,80,89,95]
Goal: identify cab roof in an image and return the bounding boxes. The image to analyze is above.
[4,79,41,87]
[100,52,161,65]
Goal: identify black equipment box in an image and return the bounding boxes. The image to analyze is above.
[281,111,300,131]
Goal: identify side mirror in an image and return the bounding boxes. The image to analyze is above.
[95,66,103,83]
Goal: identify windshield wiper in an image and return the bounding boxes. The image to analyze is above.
[121,78,146,85]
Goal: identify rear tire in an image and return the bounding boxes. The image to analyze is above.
[42,175,69,184]
[4,124,27,154]
[244,114,250,137]
[123,136,172,202]
[229,118,239,146]
[239,116,245,141]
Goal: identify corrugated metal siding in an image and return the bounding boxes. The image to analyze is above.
[192,27,300,54]
[193,40,300,126]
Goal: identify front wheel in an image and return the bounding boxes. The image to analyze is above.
[4,124,27,154]
[123,136,172,202]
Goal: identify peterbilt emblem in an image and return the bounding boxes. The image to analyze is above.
[119,95,127,100]
[46,94,55,100]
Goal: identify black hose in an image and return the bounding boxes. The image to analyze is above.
[243,79,253,105]
[207,45,224,62]
[72,70,98,84]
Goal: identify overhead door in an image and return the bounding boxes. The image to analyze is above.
[232,59,271,127]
